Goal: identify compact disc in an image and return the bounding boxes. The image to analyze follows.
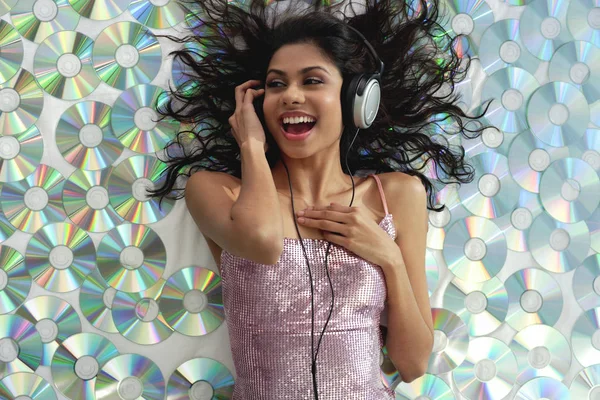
[0,124,44,182]
[0,202,16,242]
[441,276,508,337]
[171,41,207,88]
[478,19,540,76]
[527,81,590,147]
[0,0,17,16]
[0,20,23,84]
[570,128,600,173]
[0,69,44,135]
[79,269,119,333]
[0,372,57,399]
[515,376,571,400]
[571,306,600,367]
[590,205,600,253]
[107,155,175,224]
[380,345,400,391]
[394,373,454,400]
[443,216,507,283]
[96,223,165,292]
[457,151,520,218]
[1,164,67,234]
[10,0,80,43]
[68,0,131,20]
[567,0,600,48]
[569,364,600,399]
[480,66,540,134]
[63,169,124,233]
[436,0,494,52]
[93,22,162,90]
[519,0,572,61]
[510,323,571,384]
[25,221,96,292]
[55,101,125,171]
[129,0,185,29]
[508,130,570,193]
[0,244,29,314]
[539,157,600,223]
[94,353,165,400]
[427,308,469,374]
[51,332,119,400]
[159,266,224,337]
[166,357,235,400]
[573,254,600,311]
[111,279,174,345]
[424,248,439,297]
[528,211,590,273]
[452,337,517,400]
[16,295,81,366]
[426,184,462,250]
[0,314,43,378]
[504,267,563,331]
[493,190,543,253]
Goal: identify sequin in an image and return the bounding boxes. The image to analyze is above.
[220,174,396,399]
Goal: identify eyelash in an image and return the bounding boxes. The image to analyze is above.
[266,78,323,87]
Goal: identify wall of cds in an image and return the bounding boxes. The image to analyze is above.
[0,0,599,398]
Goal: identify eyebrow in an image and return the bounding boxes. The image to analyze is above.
[266,66,330,76]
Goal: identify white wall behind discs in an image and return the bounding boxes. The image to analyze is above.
[0,0,600,399]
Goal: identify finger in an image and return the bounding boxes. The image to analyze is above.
[235,80,262,115]
[300,218,345,235]
[329,202,354,212]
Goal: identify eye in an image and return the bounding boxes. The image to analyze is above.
[266,78,323,87]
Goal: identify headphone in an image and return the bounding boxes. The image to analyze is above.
[280,24,385,399]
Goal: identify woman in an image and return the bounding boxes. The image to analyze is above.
[148,0,496,398]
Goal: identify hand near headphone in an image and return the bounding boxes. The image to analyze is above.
[296,202,403,269]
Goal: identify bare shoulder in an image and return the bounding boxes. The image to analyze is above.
[379,171,427,232]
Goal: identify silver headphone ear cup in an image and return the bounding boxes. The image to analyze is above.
[352,77,381,129]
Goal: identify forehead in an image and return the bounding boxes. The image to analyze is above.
[268,43,336,73]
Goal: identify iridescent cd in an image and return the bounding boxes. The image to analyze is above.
[16,295,81,366]
[56,101,125,171]
[567,0,600,48]
[441,276,508,337]
[129,0,185,29]
[424,248,439,297]
[0,314,43,378]
[10,0,80,43]
[569,364,600,399]
[68,0,131,20]
[0,69,44,135]
[527,81,589,147]
[25,221,96,292]
[519,0,573,61]
[504,267,563,331]
[0,20,23,85]
[452,337,517,400]
[539,157,600,223]
[33,30,100,100]
[480,66,540,134]
[590,206,600,253]
[159,266,224,337]
[571,306,600,367]
[112,279,174,345]
[479,19,541,76]
[0,244,29,314]
[51,332,119,400]
[166,357,235,400]
[79,269,118,333]
[1,164,67,234]
[171,41,207,88]
[457,152,520,218]
[570,128,600,173]
[435,0,494,51]
[96,223,165,292]
[443,216,507,283]
[394,373,454,400]
[528,211,590,273]
[93,22,162,90]
[0,0,17,16]
[63,169,124,233]
[508,130,570,193]
[426,184,463,250]
[510,323,571,384]
[427,308,469,374]
[0,124,44,182]
[110,84,180,153]
[0,196,16,242]
[0,372,57,399]
[95,353,165,400]
[549,41,600,106]
[107,155,175,224]
[493,190,543,252]
[573,254,600,311]
[515,377,571,400]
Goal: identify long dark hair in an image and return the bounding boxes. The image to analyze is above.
[147,0,497,211]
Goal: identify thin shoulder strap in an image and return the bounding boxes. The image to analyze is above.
[369,174,389,215]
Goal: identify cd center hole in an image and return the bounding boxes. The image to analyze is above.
[118,376,143,400]
[75,355,100,380]
[0,136,20,159]
[588,8,600,30]
[79,124,104,148]
[115,44,140,68]
[0,337,19,363]
[528,346,551,369]
[478,174,500,197]
[570,62,590,85]
[0,269,7,291]
[499,41,521,64]
[119,246,144,270]
[474,358,496,381]
[86,186,109,210]
[49,245,74,270]
[465,291,488,314]
[132,178,154,202]
[190,380,215,400]
[36,319,58,343]
[57,53,82,78]
[24,186,49,211]
[548,103,569,126]
[135,298,159,322]
[464,237,487,261]
[561,178,580,201]
[33,0,59,21]
[0,88,21,113]
[432,330,448,353]
[549,228,570,251]
[133,107,158,131]
[520,289,543,313]
[183,289,207,313]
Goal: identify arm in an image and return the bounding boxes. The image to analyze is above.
[380,174,434,382]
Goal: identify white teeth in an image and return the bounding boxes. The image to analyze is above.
[282,116,316,124]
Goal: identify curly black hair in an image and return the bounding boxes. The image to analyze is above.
[147,0,497,212]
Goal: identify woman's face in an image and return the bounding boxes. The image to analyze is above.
[263,42,344,155]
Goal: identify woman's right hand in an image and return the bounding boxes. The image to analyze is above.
[229,79,267,151]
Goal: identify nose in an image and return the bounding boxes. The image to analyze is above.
[281,84,305,104]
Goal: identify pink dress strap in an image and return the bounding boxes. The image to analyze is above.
[368,174,389,215]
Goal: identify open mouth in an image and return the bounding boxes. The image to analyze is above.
[281,121,317,135]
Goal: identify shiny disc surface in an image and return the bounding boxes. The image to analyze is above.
[0,20,24,85]
[427,308,470,374]
[519,0,573,61]
[0,244,30,314]
[0,372,57,399]
[10,0,80,43]
[166,357,235,399]
[0,314,43,379]
[569,364,600,399]
[492,190,544,253]
[571,306,600,367]
[573,254,600,311]
[0,124,44,183]
[394,373,454,399]
[129,0,185,29]
[515,377,571,400]
[549,41,600,106]
[68,0,131,20]
[0,69,44,136]
[566,0,600,48]
[79,269,118,334]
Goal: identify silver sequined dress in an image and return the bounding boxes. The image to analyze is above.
[220,174,396,399]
